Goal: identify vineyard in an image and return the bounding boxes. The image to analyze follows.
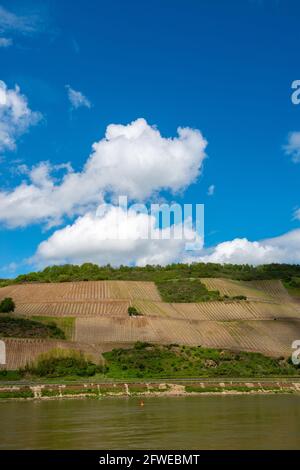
[0,280,161,303]
[246,280,292,302]
[134,299,298,321]
[14,301,130,317]
[74,316,300,357]
[1,278,300,368]
[200,278,274,302]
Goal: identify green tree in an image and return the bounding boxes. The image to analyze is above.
[0,297,15,313]
[128,306,142,316]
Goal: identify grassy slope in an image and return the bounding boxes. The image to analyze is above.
[284,284,300,298]
[103,343,300,379]
[283,278,300,298]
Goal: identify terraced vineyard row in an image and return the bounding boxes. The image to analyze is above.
[134,299,299,321]
[15,300,130,317]
[200,278,274,302]
[133,300,177,317]
[74,316,300,357]
[108,281,161,301]
[75,316,208,345]
[75,316,159,344]
[0,280,161,303]
[0,283,76,303]
[248,280,292,302]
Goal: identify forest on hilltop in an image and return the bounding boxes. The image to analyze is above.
[1,262,300,286]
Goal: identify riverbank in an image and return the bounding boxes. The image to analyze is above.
[1,379,300,400]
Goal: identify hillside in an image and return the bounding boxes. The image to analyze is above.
[1,276,300,371]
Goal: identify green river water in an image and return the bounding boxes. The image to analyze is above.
[0,395,299,449]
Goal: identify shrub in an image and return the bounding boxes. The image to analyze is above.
[0,297,15,313]
[0,390,34,399]
[156,279,221,302]
[24,349,101,378]
[0,370,22,380]
[128,306,142,316]
[134,341,152,350]
[102,343,300,379]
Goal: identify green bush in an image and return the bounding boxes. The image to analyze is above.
[285,277,300,289]
[156,279,221,302]
[62,388,98,396]
[134,341,152,350]
[24,349,101,378]
[0,370,22,381]
[128,306,142,316]
[0,297,15,313]
[0,390,34,399]
[102,343,300,379]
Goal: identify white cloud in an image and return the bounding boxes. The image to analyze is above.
[207,184,215,196]
[0,118,207,228]
[294,209,300,221]
[34,205,201,267]
[0,5,42,35]
[66,85,91,109]
[185,229,300,265]
[283,132,300,163]
[33,208,300,268]
[0,161,84,228]
[0,37,12,47]
[0,80,41,153]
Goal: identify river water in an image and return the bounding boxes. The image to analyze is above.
[0,395,299,449]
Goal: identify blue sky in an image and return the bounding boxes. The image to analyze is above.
[1,0,300,276]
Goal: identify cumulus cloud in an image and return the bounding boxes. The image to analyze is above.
[185,229,300,265]
[0,118,207,227]
[0,80,41,153]
[0,161,87,228]
[33,206,300,268]
[0,37,12,47]
[34,205,201,267]
[283,132,300,163]
[66,85,91,109]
